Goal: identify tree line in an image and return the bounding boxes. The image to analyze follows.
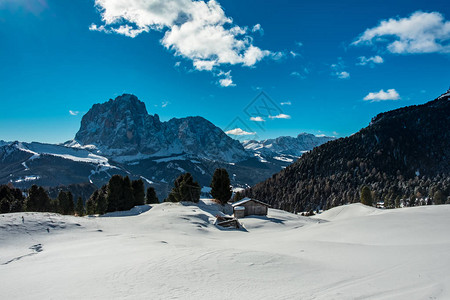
[0,168,234,215]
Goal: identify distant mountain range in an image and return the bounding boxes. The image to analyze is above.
[244,90,450,212]
[243,133,335,163]
[0,94,333,199]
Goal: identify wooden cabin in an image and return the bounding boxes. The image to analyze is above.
[232,198,270,218]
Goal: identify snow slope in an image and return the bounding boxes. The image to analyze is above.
[1,202,449,299]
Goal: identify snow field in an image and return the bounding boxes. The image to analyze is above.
[1,202,449,299]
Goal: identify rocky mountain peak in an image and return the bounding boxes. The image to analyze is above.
[74,95,250,162]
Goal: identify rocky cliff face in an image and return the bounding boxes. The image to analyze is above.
[75,94,249,162]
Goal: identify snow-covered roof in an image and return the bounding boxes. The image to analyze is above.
[232,197,271,207]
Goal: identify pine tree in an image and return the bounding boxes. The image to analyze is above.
[121,176,134,211]
[146,187,159,204]
[0,198,10,213]
[85,191,96,215]
[25,185,37,212]
[384,195,393,209]
[50,198,60,213]
[26,185,51,212]
[167,173,201,203]
[96,187,108,215]
[210,168,232,205]
[165,193,176,203]
[232,191,244,203]
[107,175,123,212]
[58,191,75,215]
[67,191,74,215]
[360,185,373,206]
[433,190,445,205]
[132,179,145,206]
[75,197,84,216]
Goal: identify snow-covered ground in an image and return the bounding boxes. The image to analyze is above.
[1,202,449,299]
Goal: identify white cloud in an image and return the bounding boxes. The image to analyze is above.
[269,113,291,119]
[174,61,181,67]
[290,69,308,79]
[295,41,303,47]
[337,71,350,79]
[91,0,278,76]
[217,70,235,87]
[225,128,255,135]
[252,23,264,35]
[357,55,384,66]
[331,59,350,79]
[268,51,285,61]
[89,23,147,38]
[364,89,400,102]
[353,11,450,54]
[193,59,217,71]
[250,116,265,122]
[69,110,79,116]
[161,101,170,108]
[280,101,291,106]
[219,78,234,87]
[290,51,299,58]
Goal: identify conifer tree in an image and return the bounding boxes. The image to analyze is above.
[107,175,123,212]
[58,191,74,215]
[434,190,445,205]
[121,176,134,211]
[132,179,145,206]
[165,193,176,203]
[67,191,74,215]
[360,185,373,206]
[384,195,393,209]
[85,192,96,215]
[50,198,60,213]
[75,197,84,216]
[232,191,244,203]
[0,198,10,213]
[26,185,51,212]
[96,187,108,215]
[167,173,201,203]
[146,187,159,204]
[210,168,232,205]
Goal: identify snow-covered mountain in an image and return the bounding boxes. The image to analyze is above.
[0,94,334,198]
[243,133,335,163]
[0,141,120,188]
[74,94,249,163]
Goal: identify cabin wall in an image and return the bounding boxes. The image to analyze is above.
[234,209,245,219]
[242,201,268,216]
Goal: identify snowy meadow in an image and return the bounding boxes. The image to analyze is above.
[1,201,449,299]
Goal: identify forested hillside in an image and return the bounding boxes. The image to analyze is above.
[245,91,450,212]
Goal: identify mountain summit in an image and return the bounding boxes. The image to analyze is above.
[75,94,249,162]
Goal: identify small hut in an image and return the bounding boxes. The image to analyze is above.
[232,198,270,218]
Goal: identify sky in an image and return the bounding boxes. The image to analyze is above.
[0,0,449,144]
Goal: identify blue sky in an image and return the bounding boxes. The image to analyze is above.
[0,0,449,144]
